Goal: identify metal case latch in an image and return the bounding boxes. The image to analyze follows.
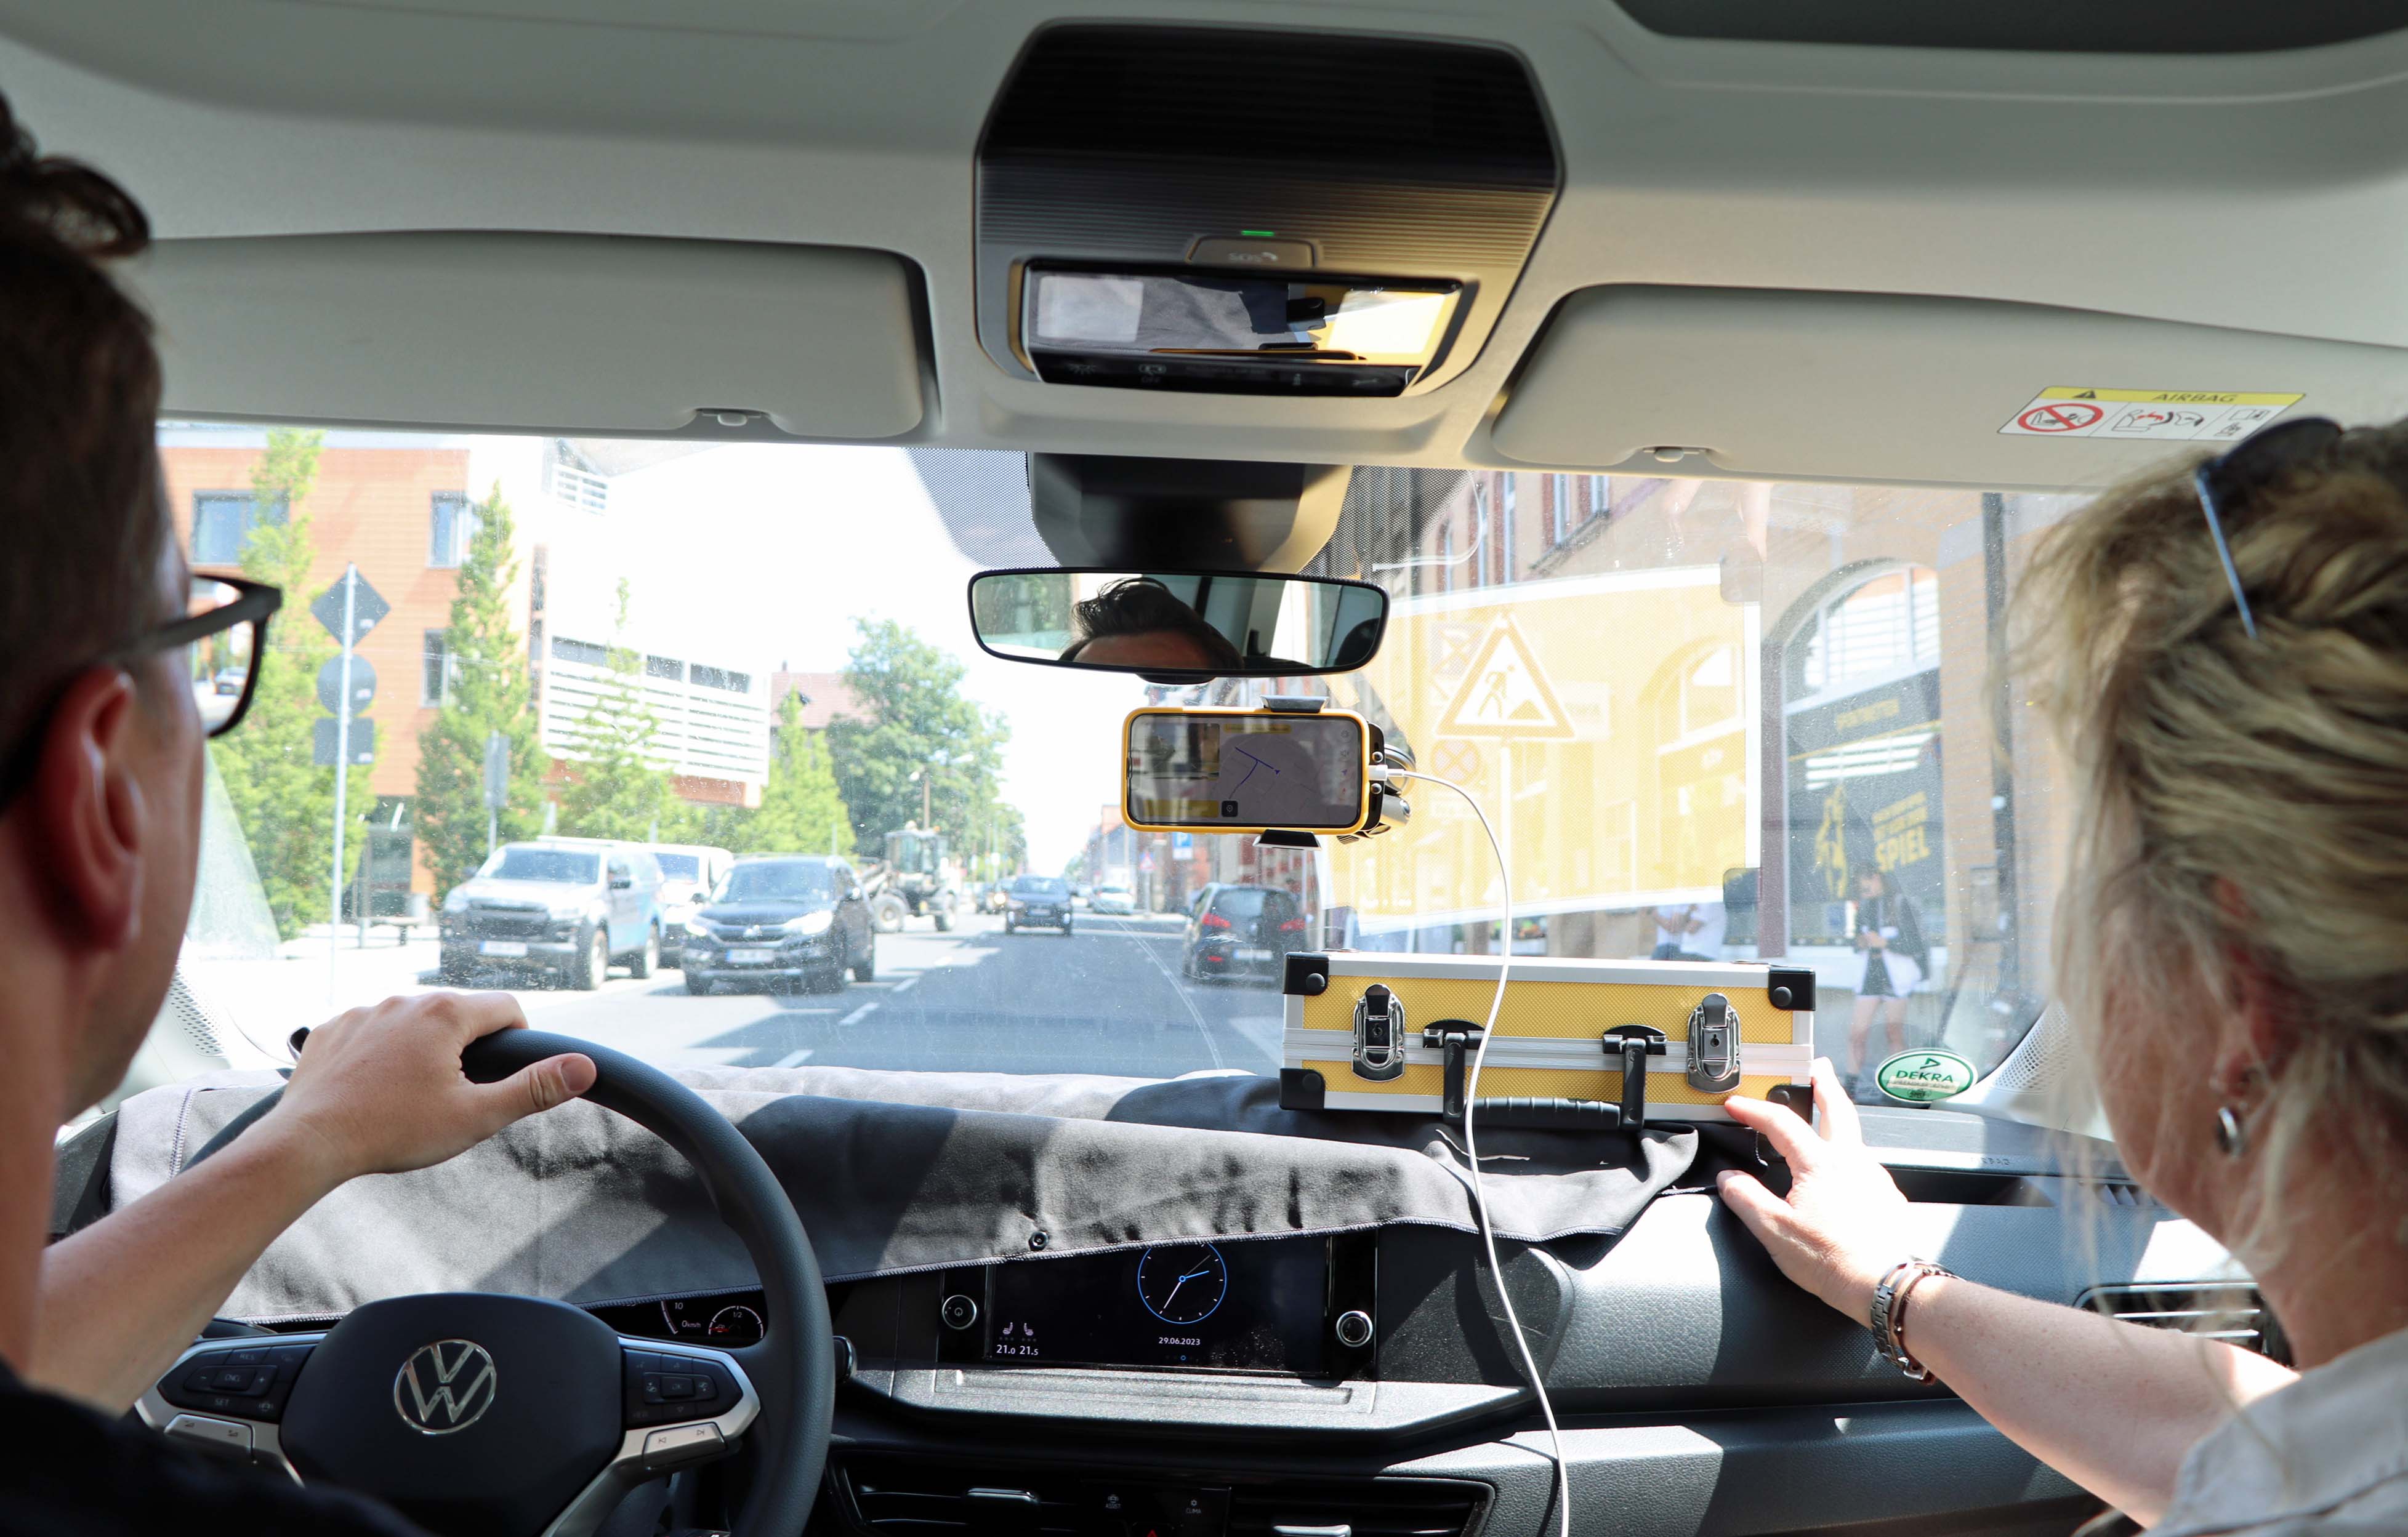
[1351,984,1407,1082]
[1685,991,1742,1094]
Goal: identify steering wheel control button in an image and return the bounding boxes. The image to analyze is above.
[640,1422,725,1472]
[163,1413,254,1459]
[1334,1309,1375,1350]
[940,1293,979,1331]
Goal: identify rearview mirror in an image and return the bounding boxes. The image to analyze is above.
[967,568,1388,679]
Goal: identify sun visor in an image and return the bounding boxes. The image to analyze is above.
[1492,286,2408,489]
[125,233,925,439]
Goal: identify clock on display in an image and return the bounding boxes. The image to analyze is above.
[1135,1242,1228,1325]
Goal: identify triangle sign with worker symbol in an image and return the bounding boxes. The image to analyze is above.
[1435,619,1573,738]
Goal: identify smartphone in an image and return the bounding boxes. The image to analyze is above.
[1122,708,1371,834]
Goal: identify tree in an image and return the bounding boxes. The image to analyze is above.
[208,428,372,939]
[554,579,674,840]
[413,484,545,897]
[741,691,855,855]
[824,619,1015,856]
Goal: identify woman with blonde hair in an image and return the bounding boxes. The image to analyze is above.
[1718,416,2408,1533]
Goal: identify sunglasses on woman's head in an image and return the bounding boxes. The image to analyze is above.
[2192,415,2344,640]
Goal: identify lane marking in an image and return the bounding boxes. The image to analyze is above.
[891,976,919,994]
[1092,912,1224,1070]
[839,1001,879,1027]
[773,1048,810,1067]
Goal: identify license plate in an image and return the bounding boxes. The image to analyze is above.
[478,940,528,957]
[1237,946,1272,961]
[725,948,776,965]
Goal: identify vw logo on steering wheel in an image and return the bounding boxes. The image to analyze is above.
[392,1339,499,1434]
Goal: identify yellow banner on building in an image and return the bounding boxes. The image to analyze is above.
[1331,569,1757,931]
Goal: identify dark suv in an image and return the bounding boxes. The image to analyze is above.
[1003,874,1073,934]
[679,856,875,993]
[1180,883,1309,984]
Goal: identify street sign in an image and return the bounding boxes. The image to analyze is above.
[1435,617,1573,739]
[315,655,377,714]
[483,730,510,811]
[1172,832,1193,854]
[310,570,389,644]
[313,716,376,766]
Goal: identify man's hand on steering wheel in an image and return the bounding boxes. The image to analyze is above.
[266,992,598,1182]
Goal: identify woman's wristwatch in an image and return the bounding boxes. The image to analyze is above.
[1868,1259,1955,1381]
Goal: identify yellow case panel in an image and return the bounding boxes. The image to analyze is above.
[1283,953,1814,1120]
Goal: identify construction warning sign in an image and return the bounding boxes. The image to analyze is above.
[1999,387,2304,443]
[1435,619,1573,739]
[1327,568,1755,932]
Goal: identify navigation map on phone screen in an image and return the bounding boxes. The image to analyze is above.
[1125,712,1364,830]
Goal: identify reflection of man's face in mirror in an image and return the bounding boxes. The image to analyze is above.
[1072,629,1231,672]
[1060,577,1246,675]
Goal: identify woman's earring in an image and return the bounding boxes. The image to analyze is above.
[2215,1104,2249,1159]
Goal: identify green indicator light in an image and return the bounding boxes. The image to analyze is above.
[1240,230,1276,238]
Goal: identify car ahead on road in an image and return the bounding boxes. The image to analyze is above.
[438,841,666,990]
[1181,883,1309,984]
[680,855,875,993]
[645,841,734,964]
[1089,883,1136,915]
[1003,874,1074,934]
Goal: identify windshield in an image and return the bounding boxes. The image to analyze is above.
[165,423,2060,1150]
[1013,877,1069,896]
[654,854,701,883]
[718,862,836,904]
[485,848,598,885]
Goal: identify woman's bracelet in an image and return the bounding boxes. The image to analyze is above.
[1868,1259,1957,1381]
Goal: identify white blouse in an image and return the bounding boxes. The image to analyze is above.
[2152,1325,2408,1535]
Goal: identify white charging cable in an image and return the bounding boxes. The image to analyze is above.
[1386,768,1572,1537]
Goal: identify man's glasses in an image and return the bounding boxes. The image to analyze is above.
[0,575,282,814]
[2193,415,2343,640]
[159,574,284,737]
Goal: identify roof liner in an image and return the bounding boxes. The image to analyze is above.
[14,1,2408,487]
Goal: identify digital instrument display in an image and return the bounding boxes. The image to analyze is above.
[983,1237,1329,1374]
[1124,710,1367,833]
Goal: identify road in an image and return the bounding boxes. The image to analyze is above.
[196,911,1288,1079]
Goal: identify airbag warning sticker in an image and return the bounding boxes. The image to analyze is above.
[1999,387,2303,441]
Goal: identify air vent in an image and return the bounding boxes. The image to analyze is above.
[1228,1479,1488,1537]
[841,1461,1086,1535]
[836,1461,1488,1537]
[2079,1284,2289,1363]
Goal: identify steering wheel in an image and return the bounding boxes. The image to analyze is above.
[140,1030,833,1537]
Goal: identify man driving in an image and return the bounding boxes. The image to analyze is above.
[0,97,592,1535]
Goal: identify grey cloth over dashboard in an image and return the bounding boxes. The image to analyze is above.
[110,1066,1697,1323]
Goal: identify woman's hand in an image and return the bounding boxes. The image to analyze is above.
[1715,1059,1915,1326]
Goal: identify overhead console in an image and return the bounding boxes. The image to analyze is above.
[975,25,1558,399]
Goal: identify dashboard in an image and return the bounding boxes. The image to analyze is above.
[63,1095,2250,1537]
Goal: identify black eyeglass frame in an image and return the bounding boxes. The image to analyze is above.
[0,574,283,814]
[2191,415,2345,641]
[139,573,285,740]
